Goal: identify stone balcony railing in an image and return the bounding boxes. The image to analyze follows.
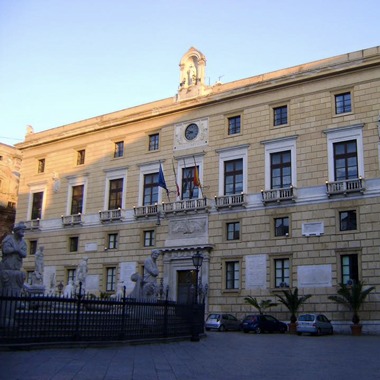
[214,193,246,210]
[162,198,209,214]
[61,213,82,226]
[133,204,158,218]
[99,208,122,222]
[24,219,40,230]
[326,177,365,197]
[261,186,297,205]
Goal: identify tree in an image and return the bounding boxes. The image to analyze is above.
[274,287,312,323]
[244,296,277,315]
[328,281,375,324]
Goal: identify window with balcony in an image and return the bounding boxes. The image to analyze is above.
[149,133,159,151]
[107,233,118,250]
[114,141,124,158]
[31,192,43,219]
[106,267,116,292]
[335,92,352,114]
[227,115,241,135]
[71,185,84,214]
[143,230,155,247]
[108,178,123,210]
[274,258,290,288]
[341,254,359,285]
[274,217,289,237]
[143,173,159,206]
[182,166,200,200]
[69,236,79,252]
[339,210,357,231]
[224,159,243,195]
[226,221,240,241]
[37,158,45,173]
[271,151,291,189]
[225,261,240,290]
[273,105,288,126]
[333,140,358,181]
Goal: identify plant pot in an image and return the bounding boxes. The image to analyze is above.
[350,324,362,336]
[288,322,297,334]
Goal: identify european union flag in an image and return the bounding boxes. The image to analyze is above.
[158,163,169,196]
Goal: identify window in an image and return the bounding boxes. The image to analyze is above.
[26,271,33,285]
[225,261,240,290]
[69,237,79,252]
[144,230,155,247]
[38,158,45,173]
[274,217,289,237]
[71,185,84,214]
[181,166,199,200]
[224,159,243,195]
[275,258,290,288]
[227,115,241,135]
[108,178,123,210]
[29,240,38,255]
[333,140,358,181]
[76,149,85,165]
[149,133,159,151]
[341,254,359,285]
[114,141,124,158]
[226,222,240,241]
[67,269,76,284]
[31,192,43,219]
[143,173,159,206]
[273,105,288,126]
[271,151,291,189]
[339,210,357,231]
[106,267,116,292]
[335,92,352,114]
[107,233,118,249]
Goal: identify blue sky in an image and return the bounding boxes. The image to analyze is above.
[1,0,379,145]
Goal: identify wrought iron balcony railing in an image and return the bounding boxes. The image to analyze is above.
[24,219,40,230]
[162,198,209,214]
[326,178,365,197]
[261,186,296,205]
[61,213,82,226]
[214,193,246,210]
[99,208,122,222]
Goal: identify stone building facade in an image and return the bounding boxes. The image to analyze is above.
[0,143,22,241]
[15,46,380,332]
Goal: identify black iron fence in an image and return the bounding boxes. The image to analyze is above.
[0,290,205,345]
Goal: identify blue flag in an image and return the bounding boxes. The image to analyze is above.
[158,163,169,195]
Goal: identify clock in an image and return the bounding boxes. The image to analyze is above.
[185,123,199,141]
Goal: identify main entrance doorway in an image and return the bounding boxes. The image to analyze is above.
[177,270,196,304]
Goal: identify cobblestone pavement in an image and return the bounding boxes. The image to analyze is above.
[1,332,380,380]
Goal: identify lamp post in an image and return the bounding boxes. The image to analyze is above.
[192,251,204,304]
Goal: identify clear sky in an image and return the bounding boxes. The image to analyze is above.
[1,0,379,145]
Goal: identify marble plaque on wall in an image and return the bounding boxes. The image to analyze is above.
[298,264,332,288]
[245,254,267,289]
[165,216,208,246]
[86,275,99,293]
[85,242,98,252]
[120,262,137,293]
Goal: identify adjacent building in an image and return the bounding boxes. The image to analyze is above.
[15,46,380,332]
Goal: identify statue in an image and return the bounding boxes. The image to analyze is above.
[0,222,27,295]
[142,249,160,298]
[63,279,74,298]
[31,246,44,286]
[74,256,88,295]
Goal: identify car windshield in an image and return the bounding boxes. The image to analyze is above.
[299,314,315,321]
[208,314,220,320]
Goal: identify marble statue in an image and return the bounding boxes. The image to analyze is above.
[31,246,44,286]
[74,256,88,295]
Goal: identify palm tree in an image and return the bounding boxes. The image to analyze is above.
[328,281,375,325]
[244,296,277,315]
[274,287,312,323]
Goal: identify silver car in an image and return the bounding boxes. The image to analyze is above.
[205,313,241,332]
[297,314,334,336]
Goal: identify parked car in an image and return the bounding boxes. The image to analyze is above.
[205,313,241,332]
[296,314,334,336]
[241,314,287,334]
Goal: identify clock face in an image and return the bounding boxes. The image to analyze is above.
[185,123,199,141]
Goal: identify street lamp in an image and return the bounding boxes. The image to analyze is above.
[192,251,204,304]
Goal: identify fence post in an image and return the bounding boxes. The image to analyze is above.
[74,282,83,340]
[120,286,127,340]
[163,290,169,338]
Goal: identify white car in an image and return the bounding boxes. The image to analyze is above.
[297,314,334,336]
[205,313,241,332]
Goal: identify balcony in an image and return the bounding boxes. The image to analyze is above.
[261,186,296,205]
[326,178,365,197]
[214,193,246,210]
[61,213,82,226]
[162,198,209,214]
[99,208,122,222]
[133,204,158,218]
[25,219,40,230]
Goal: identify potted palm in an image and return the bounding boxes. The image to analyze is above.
[328,281,375,335]
[244,296,277,315]
[274,287,312,334]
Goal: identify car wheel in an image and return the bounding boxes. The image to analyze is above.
[218,325,226,332]
[255,327,262,334]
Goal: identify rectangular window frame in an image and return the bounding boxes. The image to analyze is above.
[148,133,160,151]
[69,236,79,252]
[227,114,242,136]
[222,258,241,292]
[105,266,117,292]
[76,149,86,166]
[339,209,358,232]
[334,91,352,115]
[274,216,290,237]
[270,254,292,290]
[29,240,38,255]
[107,233,119,250]
[114,141,124,158]
[226,221,241,241]
[37,158,45,173]
[143,230,155,247]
